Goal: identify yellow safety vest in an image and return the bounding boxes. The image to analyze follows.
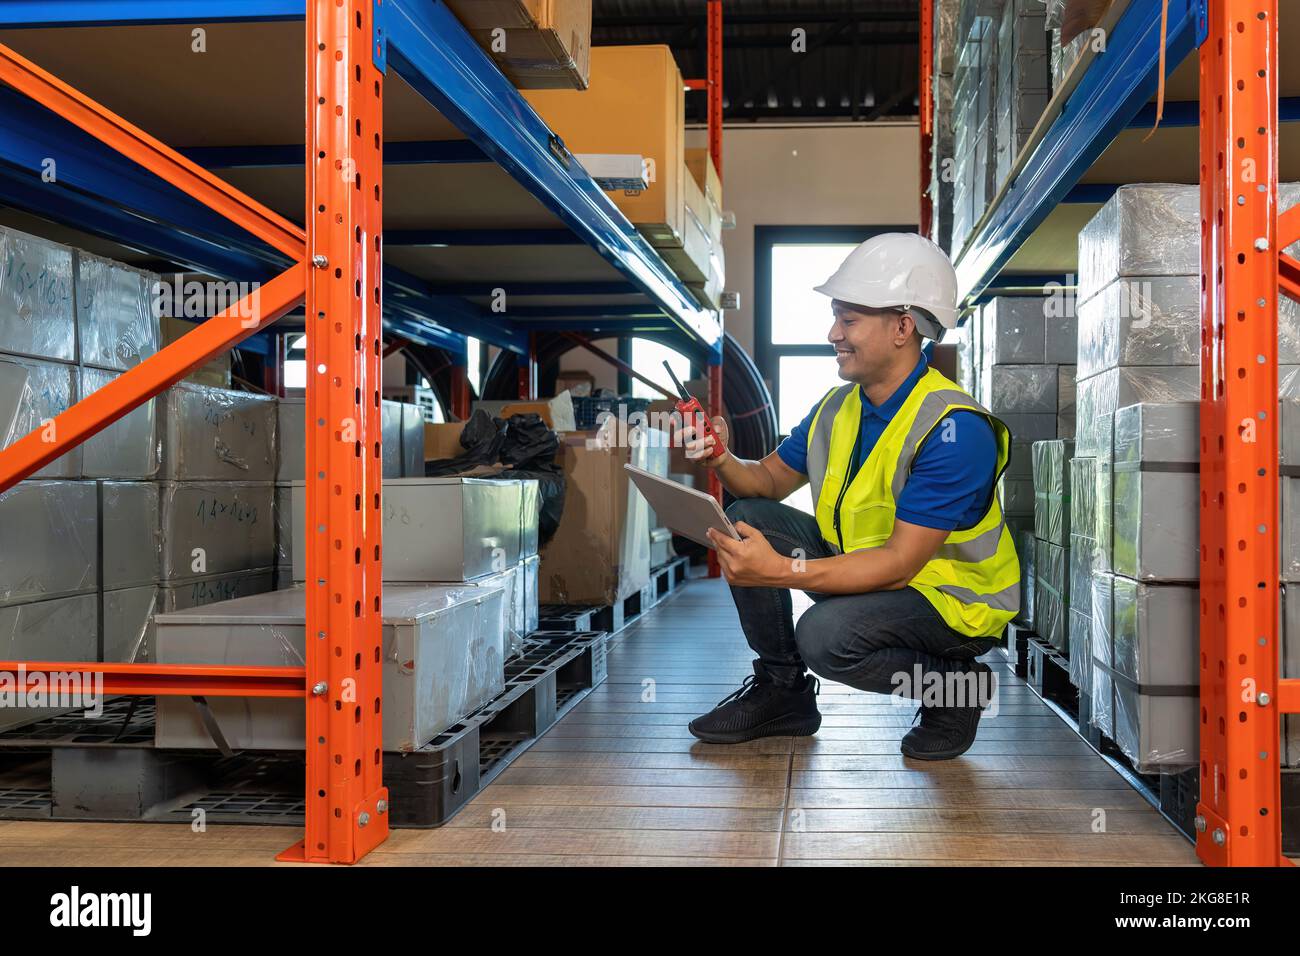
[805,367,1020,638]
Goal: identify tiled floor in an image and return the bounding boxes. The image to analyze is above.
[0,577,1199,866]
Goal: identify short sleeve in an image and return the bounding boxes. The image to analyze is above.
[774,397,824,474]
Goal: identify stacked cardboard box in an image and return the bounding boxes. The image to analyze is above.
[444,0,591,90]
[1031,439,1073,652]
[525,46,686,248]
[1067,454,1096,693]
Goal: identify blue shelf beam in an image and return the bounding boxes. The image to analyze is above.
[430,280,639,296]
[383,0,723,359]
[180,139,489,169]
[386,228,583,247]
[0,1,303,26]
[954,0,1202,302]
[1125,96,1300,128]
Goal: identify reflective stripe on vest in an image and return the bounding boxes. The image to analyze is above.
[803,368,1021,638]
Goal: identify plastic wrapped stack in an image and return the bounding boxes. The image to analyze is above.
[950,0,1001,252]
[1280,401,1300,767]
[275,395,424,588]
[928,0,960,254]
[1046,0,1089,91]
[969,294,1077,606]
[993,0,1051,188]
[1067,455,1097,694]
[1031,439,1072,653]
[1089,402,1199,773]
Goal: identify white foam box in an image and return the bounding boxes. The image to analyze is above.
[0,593,98,733]
[1111,402,1199,582]
[0,352,79,478]
[154,584,507,752]
[99,480,160,590]
[291,477,530,583]
[158,383,276,482]
[79,367,158,479]
[0,480,97,608]
[1111,577,1198,771]
[1073,365,1200,458]
[1089,570,1115,738]
[73,252,159,372]
[157,481,275,582]
[278,396,409,482]
[0,228,75,364]
[979,296,1046,364]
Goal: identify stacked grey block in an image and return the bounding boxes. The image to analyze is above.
[140,383,279,663]
[973,294,1077,620]
[289,476,539,661]
[1090,403,1199,772]
[993,0,1051,188]
[928,0,960,254]
[273,396,423,587]
[154,585,508,752]
[950,0,1000,252]
[1031,439,1072,652]
[1281,401,1300,767]
[1067,455,1096,692]
[1046,0,1089,91]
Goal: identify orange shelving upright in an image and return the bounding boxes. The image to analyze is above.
[0,0,390,865]
[1198,0,1299,867]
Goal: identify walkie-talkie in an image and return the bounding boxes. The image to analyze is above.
[664,361,725,459]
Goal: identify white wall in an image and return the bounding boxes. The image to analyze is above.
[559,121,920,392]
[707,122,920,358]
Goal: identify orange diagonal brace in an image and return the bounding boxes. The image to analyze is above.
[1279,678,1300,715]
[0,661,305,698]
[1280,252,1300,303]
[1281,204,1300,250]
[0,265,305,493]
[0,42,305,261]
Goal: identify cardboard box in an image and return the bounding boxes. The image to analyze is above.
[0,480,97,607]
[159,383,276,481]
[74,252,159,371]
[425,422,467,462]
[540,426,658,605]
[445,0,591,89]
[0,352,79,478]
[685,147,723,226]
[525,45,685,247]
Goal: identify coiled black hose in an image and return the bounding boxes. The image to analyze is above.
[479,330,779,462]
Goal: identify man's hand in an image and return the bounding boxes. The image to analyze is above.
[682,415,730,468]
[706,521,792,587]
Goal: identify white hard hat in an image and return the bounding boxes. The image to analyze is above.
[814,232,959,339]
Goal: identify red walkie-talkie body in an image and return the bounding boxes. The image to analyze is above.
[664,361,725,459]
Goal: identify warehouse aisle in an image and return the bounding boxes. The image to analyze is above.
[403,577,1198,866]
[0,577,1200,867]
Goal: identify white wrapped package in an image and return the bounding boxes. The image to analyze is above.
[0,353,79,478]
[980,296,1046,364]
[1074,365,1200,458]
[1111,578,1199,772]
[0,228,75,364]
[74,252,159,372]
[981,364,1058,414]
[1089,570,1115,737]
[1077,185,1202,303]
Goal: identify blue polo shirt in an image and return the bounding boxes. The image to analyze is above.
[776,356,999,531]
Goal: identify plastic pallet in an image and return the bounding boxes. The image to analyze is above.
[1159,767,1198,840]
[540,581,657,635]
[0,631,607,828]
[1000,623,1031,680]
[1025,634,1072,704]
[651,556,690,601]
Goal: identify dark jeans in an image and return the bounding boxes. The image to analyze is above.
[724,497,995,701]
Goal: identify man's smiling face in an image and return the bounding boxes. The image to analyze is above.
[827,300,911,384]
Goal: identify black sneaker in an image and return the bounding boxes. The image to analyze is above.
[688,663,821,744]
[899,661,992,761]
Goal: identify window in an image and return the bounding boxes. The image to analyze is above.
[631,338,691,400]
[755,225,913,439]
[284,334,307,390]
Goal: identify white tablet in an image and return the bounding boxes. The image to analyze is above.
[624,464,740,549]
